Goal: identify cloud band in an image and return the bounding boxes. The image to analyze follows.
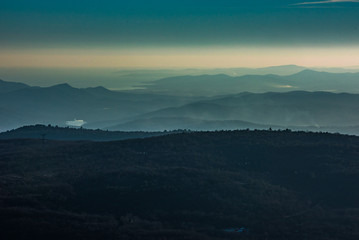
[294,0,359,5]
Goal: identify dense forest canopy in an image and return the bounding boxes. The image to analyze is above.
[1,130,359,239]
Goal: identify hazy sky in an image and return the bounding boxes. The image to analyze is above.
[1,0,359,68]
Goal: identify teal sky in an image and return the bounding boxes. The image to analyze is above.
[1,0,359,49]
[1,0,359,68]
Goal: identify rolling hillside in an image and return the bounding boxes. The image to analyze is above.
[109,91,359,133]
[0,81,201,131]
[1,130,359,239]
[140,70,359,96]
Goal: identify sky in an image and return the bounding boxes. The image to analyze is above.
[1,0,359,68]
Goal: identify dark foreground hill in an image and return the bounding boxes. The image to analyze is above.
[1,130,359,239]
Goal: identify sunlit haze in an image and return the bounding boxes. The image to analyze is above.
[1,0,359,69]
[1,47,359,68]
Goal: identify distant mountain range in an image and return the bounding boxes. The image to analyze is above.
[0,79,201,131]
[136,91,359,126]
[108,117,272,132]
[3,65,359,90]
[108,91,359,134]
[2,69,359,134]
[138,69,359,96]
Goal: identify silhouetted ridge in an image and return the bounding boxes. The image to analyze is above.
[0,79,30,93]
[48,83,74,90]
[142,69,359,96]
[86,86,109,91]
[0,80,199,131]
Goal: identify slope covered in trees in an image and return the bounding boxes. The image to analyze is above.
[1,130,359,239]
[0,124,172,141]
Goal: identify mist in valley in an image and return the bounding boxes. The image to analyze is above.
[2,1,359,239]
[2,66,359,135]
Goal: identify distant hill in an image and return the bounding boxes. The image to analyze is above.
[0,65,308,90]
[2,130,359,239]
[0,78,30,93]
[109,91,359,133]
[3,70,359,133]
[0,80,201,131]
[0,125,174,141]
[140,70,359,96]
[108,117,272,131]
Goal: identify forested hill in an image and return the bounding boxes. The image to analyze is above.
[1,130,359,239]
[0,124,175,141]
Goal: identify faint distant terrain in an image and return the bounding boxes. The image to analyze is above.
[139,70,359,96]
[118,91,359,131]
[0,80,201,131]
[0,65,307,89]
[2,67,359,134]
[1,65,358,90]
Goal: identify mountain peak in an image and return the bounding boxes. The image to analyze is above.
[297,69,321,74]
[288,69,323,78]
[49,83,74,89]
[86,86,109,91]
